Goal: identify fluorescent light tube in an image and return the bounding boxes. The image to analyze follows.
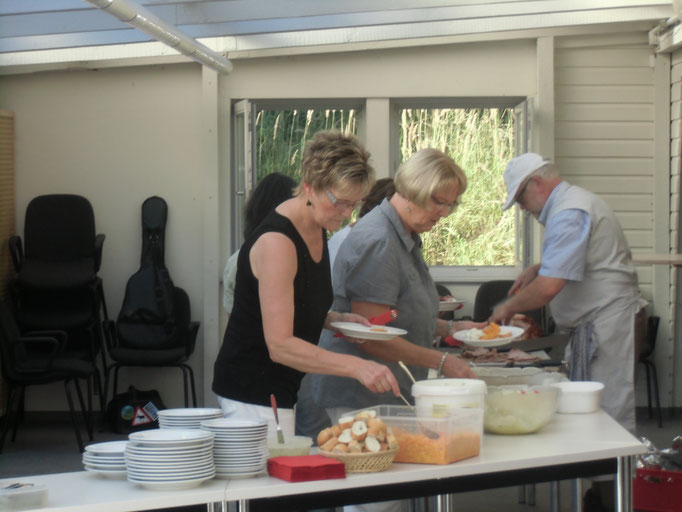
[84,0,232,73]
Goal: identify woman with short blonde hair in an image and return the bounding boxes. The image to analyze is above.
[394,147,467,211]
[213,130,400,443]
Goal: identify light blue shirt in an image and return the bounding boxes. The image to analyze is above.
[537,182,591,282]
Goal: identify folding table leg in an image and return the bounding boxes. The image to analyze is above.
[616,456,633,512]
[550,481,560,512]
[572,478,584,512]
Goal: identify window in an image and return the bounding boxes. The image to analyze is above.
[253,108,357,182]
[399,107,515,267]
[231,100,360,248]
[232,98,533,279]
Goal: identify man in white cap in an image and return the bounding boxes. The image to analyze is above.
[490,152,647,509]
[491,153,646,429]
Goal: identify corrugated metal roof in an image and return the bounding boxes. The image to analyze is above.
[0,0,674,71]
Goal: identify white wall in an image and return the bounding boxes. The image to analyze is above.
[1,30,679,410]
[554,32,678,408]
[1,63,207,409]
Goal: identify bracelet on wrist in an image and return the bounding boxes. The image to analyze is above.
[447,320,453,336]
[437,352,448,377]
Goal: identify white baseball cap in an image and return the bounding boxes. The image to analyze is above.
[502,152,550,210]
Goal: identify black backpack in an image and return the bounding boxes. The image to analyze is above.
[116,196,180,349]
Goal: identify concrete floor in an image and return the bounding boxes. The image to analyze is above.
[0,408,678,511]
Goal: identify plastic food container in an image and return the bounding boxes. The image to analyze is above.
[473,367,567,387]
[551,381,604,413]
[350,405,483,465]
[0,482,48,511]
[484,385,558,434]
[412,378,487,418]
[267,436,313,457]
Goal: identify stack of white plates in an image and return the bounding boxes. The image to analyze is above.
[158,408,224,429]
[82,441,128,478]
[124,429,216,490]
[200,418,268,479]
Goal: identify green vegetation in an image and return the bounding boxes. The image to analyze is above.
[254,109,356,182]
[400,108,515,266]
[254,108,515,266]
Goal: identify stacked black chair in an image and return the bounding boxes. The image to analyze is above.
[639,315,662,428]
[103,196,199,408]
[8,194,109,410]
[0,300,94,453]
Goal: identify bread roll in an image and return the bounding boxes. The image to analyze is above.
[320,436,339,452]
[351,420,368,441]
[317,427,333,447]
[332,443,349,453]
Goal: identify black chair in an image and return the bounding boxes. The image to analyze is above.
[103,287,200,408]
[8,194,109,410]
[473,279,549,333]
[0,300,95,453]
[639,315,662,428]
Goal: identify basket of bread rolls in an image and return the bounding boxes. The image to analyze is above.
[317,409,399,473]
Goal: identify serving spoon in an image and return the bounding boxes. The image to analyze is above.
[398,361,439,439]
[398,361,417,384]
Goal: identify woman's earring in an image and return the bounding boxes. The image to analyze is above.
[306,200,311,206]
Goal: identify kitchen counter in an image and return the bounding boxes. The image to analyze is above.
[6,409,644,512]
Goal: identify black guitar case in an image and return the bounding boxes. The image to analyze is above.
[116,196,179,349]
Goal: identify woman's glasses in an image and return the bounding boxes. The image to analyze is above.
[326,190,363,211]
[429,196,459,214]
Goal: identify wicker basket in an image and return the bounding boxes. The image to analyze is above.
[319,447,399,473]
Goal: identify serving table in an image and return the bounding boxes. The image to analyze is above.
[9,410,644,512]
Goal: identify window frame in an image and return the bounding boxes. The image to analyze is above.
[392,97,534,282]
[231,96,535,282]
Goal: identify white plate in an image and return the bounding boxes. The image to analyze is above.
[126,465,214,476]
[84,463,127,471]
[124,442,213,459]
[438,299,464,312]
[129,429,214,445]
[454,325,525,348]
[127,468,215,480]
[84,441,128,455]
[211,435,267,443]
[213,446,268,454]
[330,322,407,341]
[83,457,125,467]
[128,475,215,490]
[214,469,267,479]
[199,418,267,430]
[158,408,223,418]
[84,467,127,479]
[125,457,213,469]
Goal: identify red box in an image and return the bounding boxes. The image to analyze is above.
[633,468,682,512]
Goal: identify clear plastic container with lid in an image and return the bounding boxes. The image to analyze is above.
[348,405,482,465]
[412,378,487,418]
[0,482,48,511]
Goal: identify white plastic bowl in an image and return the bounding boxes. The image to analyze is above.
[267,435,312,457]
[412,379,487,418]
[552,381,604,413]
[484,385,558,434]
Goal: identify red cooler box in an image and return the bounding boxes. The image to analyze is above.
[633,468,682,512]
